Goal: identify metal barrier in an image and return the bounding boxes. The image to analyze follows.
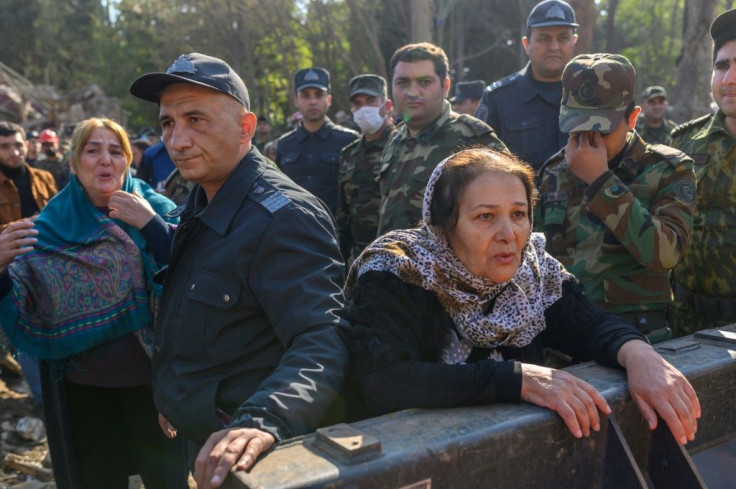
[225,325,736,489]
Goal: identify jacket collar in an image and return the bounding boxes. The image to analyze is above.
[396,100,452,145]
[296,118,334,141]
[518,63,562,105]
[186,146,266,236]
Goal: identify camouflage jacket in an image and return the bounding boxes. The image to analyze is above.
[377,101,507,234]
[337,123,393,263]
[536,131,695,314]
[670,111,736,297]
[635,117,678,145]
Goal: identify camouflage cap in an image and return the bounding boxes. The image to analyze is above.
[450,80,486,103]
[348,74,387,100]
[294,67,330,92]
[527,0,578,31]
[711,9,736,61]
[641,85,667,101]
[559,53,636,133]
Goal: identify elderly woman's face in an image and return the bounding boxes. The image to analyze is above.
[447,171,531,282]
[72,127,128,207]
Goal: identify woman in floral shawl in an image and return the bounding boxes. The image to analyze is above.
[346,148,700,446]
[0,118,187,489]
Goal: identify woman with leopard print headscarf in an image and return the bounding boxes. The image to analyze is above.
[345,148,699,445]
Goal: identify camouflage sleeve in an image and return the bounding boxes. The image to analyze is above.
[480,128,509,154]
[585,161,695,272]
[336,159,352,261]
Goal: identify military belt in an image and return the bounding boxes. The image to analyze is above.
[617,310,671,344]
[673,280,736,319]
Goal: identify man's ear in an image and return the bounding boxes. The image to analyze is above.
[522,36,531,56]
[442,77,451,98]
[241,112,257,143]
[628,106,642,129]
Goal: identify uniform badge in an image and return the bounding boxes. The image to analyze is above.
[673,179,696,208]
[167,55,196,74]
[304,69,320,81]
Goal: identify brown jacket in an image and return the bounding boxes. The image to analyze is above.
[0,164,57,229]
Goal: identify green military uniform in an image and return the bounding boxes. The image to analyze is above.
[668,111,736,335]
[337,123,393,264]
[377,101,507,234]
[635,116,678,145]
[537,132,695,340]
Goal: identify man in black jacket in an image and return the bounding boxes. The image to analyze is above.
[130,53,350,488]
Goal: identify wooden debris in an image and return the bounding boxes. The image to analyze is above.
[3,453,53,481]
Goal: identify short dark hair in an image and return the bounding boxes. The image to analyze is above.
[390,42,449,81]
[430,148,537,235]
[0,122,25,140]
[624,100,636,120]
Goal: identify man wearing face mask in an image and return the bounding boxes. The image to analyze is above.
[337,74,395,264]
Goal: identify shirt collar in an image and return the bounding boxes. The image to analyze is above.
[396,100,452,145]
[296,118,334,141]
[189,147,265,236]
[694,110,736,140]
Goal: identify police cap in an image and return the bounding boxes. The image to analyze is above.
[294,68,330,92]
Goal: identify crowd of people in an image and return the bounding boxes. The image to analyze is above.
[0,0,733,487]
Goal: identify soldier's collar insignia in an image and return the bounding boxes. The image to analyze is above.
[304,69,320,81]
[547,5,565,19]
[167,55,196,75]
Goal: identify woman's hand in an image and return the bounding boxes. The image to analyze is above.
[0,221,38,272]
[617,339,700,445]
[108,190,156,229]
[521,363,611,438]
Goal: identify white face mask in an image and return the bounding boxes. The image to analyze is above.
[352,104,385,134]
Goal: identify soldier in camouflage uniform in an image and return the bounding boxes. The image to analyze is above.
[668,9,736,336]
[635,86,678,145]
[377,42,507,234]
[537,54,695,343]
[337,75,394,264]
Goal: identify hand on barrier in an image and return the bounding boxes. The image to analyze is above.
[617,339,701,445]
[521,363,611,438]
[194,427,276,489]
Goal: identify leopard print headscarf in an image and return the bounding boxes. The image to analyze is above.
[347,156,574,358]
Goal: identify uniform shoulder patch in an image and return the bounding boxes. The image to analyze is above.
[277,127,298,143]
[670,114,711,139]
[248,180,292,214]
[488,72,521,92]
[341,138,361,157]
[648,144,692,167]
[457,114,492,136]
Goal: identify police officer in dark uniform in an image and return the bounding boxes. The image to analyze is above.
[276,68,359,215]
[475,0,578,170]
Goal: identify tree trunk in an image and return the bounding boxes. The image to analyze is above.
[671,0,717,122]
[569,0,596,54]
[410,0,434,43]
[604,0,619,53]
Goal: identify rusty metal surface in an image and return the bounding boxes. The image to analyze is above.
[228,326,736,489]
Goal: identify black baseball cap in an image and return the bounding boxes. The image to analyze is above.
[348,74,387,99]
[450,80,486,103]
[527,0,578,31]
[130,53,250,109]
[294,68,330,92]
[711,9,736,61]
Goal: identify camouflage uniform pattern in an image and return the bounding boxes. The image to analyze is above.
[668,111,736,335]
[337,123,393,264]
[635,117,678,145]
[558,55,636,134]
[163,168,195,205]
[377,101,507,234]
[537,131,695,318]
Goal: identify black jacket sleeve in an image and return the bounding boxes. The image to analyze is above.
[541,280,649,368]
[347,271,521,417]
